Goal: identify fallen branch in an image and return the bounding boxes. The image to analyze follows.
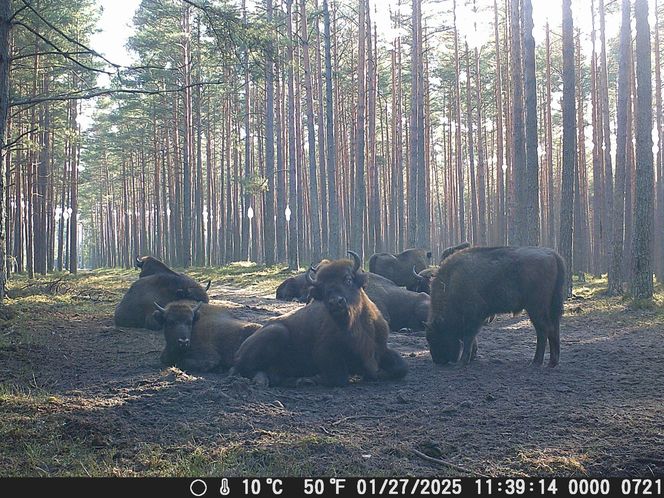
[411,448,485,477]
[331,415,383,427]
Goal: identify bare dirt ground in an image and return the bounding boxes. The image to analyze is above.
[1,271,664,477]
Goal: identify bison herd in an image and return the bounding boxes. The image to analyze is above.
[115,245,566,387]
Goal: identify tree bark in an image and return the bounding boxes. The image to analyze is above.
[560,0,576,298]
[631,0,655,299]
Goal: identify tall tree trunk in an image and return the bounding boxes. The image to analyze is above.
[286,0,299,269]
[493,0,505,245]
[631,0,655,299]
[510,0,526,246]
[654,0,664,285]
[608,0,631,295]
[264,0,276,266]
[353,0,366,259]
[522,0,539,246]
[323,0,339,259]
[300,0,321,262]
[545,22,555,249]
[0,0,8,298]
[560,0,576,298]
[599,0,614,273]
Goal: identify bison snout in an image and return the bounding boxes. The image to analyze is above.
[177,338,190,349]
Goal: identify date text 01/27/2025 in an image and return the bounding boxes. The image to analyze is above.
[216,478,664,496]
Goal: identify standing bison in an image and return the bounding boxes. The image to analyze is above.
[114,272,210,330]
[154,301,261,372]
[369,248,432,288]
[426,246,565,367]
[234,252,408,387]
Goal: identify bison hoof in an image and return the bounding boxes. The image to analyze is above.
[398,327,413,334]
[252,371,270,388]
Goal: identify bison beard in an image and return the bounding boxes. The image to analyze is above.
[426,246,565,368]
[234,254,408,387]
[154,300,260,372]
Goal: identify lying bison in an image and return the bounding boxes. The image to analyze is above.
[369,248,432,288]
[408,242,471,294]
[135,255,177,278]
[365,272,430,332]
[135,255,211,292]
[426,246,565,367]
[234,252,408,387]
[154,301,261,372]
[114,273,210,330]
[275,259,330,302]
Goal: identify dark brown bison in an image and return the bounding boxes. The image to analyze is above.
[426,246,565,367]
[275,260,330,302]
[135,255,211,292]
[365,272,430,332]
[368,248,432,288]
[154,300,261,372]
[114,273,210,330]
[408,242,471,294]
[234,252,408,387]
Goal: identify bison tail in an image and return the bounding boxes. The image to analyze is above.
[551,254,566,321]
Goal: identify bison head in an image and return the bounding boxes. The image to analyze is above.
[425,317,462,365]
[174,278,211,303]
[306,251,367,326]
[408,266,435,294]
[153,301,203,352]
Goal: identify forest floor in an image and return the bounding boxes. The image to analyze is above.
[1,264,663,477]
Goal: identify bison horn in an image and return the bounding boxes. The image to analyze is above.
[135,256,143,268]
[347,250,361,272]
[191,301,203,314]
[305,266,318,285]
[154,302,167,312]
[412,266,424,280]
[204,279,211,291]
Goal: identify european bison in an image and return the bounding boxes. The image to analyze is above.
[114,273,210,330]
[154,300,261,372]
[135,255,211,292]
[426,246,565,367]
[408,242,471,294]
[365,272,430,332]
[275,259,330,302]
[234,252,408,387]
[369,248,432,288]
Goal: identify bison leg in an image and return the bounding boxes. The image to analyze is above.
[469,337,479,362]
[547,320,560,368]
[529,314,552,366]
[378,348,408,380]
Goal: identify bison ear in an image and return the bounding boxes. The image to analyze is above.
[175,288,186,299]
[354,270,368,289]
